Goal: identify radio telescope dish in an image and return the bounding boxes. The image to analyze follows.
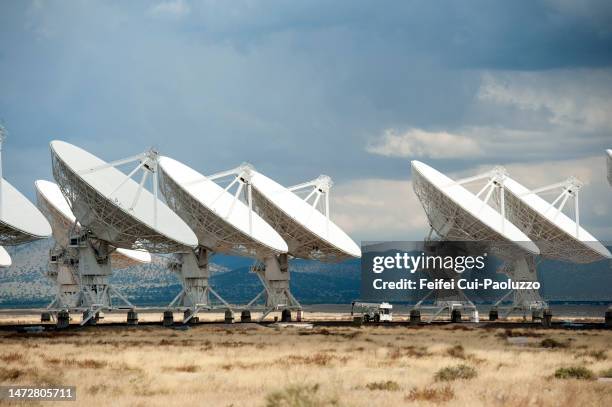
[157,157,288,322]
[245,166,360,321]
[0,178,52,245]
[0,246,11,267]
[411,161,539,255]
[50,140,197,253]
[607,149,612,187]
[501,175,611,263]
[35,180,152,268]
[158,156,287,258]
[247,168,361,261]
[35,179,151,317]
[490,171,611,322]
[49,140,194,325]
[184,162,360,322]
[411,161,541,323]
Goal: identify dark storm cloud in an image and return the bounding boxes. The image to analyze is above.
[0,0,610,203]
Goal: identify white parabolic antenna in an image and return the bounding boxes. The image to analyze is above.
[411,161,539,256]
[411,160,542,322]
[0,246,11,267]
[248,169,361,261]
[245,166,360,320]
[49,140,196,324]
[157,157,289,321]
[35,180,152,268]
[502,175,611,263]
[158,156,288,258]
[0,178,52,246]
[50,140,197,252]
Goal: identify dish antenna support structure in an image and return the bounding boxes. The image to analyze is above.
[158,161,262,323]
[35,180,151,323]
[52,147,155,323]
[247,173,334,319]
[243,166,360,322]
[50,141,197,325]
[454,167,548,319]
[497,171,611,321]
[411,161,540,323]
[168,163,258,323]
[158,160,291,323]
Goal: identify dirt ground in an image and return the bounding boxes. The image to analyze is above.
[0,320,611,407]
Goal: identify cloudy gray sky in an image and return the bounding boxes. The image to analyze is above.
[1,0,611,242]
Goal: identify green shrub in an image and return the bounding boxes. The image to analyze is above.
[365,380,400,391]
[554,366,594,380]
[577,350,607,361]
[435,364,477,381]
[265,384,339,407]
[405,386,454,402]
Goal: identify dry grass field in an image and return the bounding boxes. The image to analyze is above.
[0,322,611,407]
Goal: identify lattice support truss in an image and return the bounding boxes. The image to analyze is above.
[52,147,185,253]
[500,177,605,263]
[0,222,40,246]
[159,162,280,259]
[180,163,349,262]
[252,185,349,261]
[412,166,530,261]
[257,172,347,262]
[287,174,333,222]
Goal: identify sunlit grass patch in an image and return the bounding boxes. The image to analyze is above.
[0,352,24,363]
[599,368,612,378]
[554,366,594,380]
[405,385,454,402]
[365,380,400,391]
[435,365,477,382]
[265,383,339,407]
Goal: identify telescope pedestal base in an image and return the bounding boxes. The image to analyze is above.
[47,255,81,309]
[491,257,547,323]
[77,244,134,325]
[247,255,302,322]
[44,240,134,325]
[413,289,478,323]
[490,290,548,323]
[168,249,231,324]
[414,239,478,323]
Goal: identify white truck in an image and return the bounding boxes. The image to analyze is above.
[351,301,393,322]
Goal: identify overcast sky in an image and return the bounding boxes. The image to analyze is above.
[1,0,611,242]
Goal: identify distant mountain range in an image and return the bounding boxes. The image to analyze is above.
[0,239,360,308]
[0,240,610,308]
